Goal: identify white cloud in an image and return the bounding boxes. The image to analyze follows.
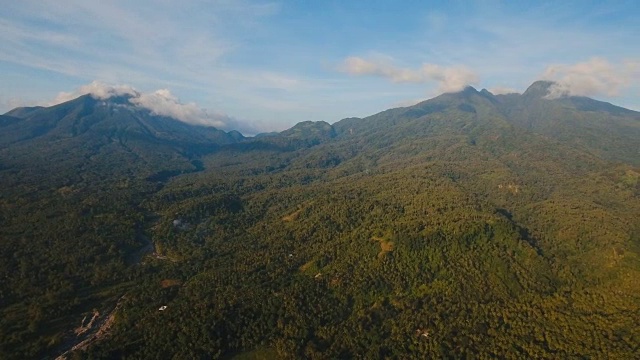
[340,56,478,93]
[48,81,242,130]
[3,2,639,125]
[130,89,226,128]
[542,57,640,99]
[50,81,138,105]
[0,1,283,98]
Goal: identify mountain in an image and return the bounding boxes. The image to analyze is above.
[333,82,640,164]
[0,114,21,127]
[280,120,336,140]
[494,80,640,165]
[1,83,639,359]
[4,105,45,119]
[0,94,245,186]
[255,121,336,141]
[1,94,242,149]
[0,94,247,359]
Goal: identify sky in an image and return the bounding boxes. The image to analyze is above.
[1,0,639,134]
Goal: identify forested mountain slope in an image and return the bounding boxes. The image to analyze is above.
[495,81,640,165]
[1,83,639,359]
[0,95,243,358]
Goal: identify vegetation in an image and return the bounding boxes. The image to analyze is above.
[0,84,639,359]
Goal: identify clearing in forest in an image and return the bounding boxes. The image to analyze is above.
[371,236,394,259]
[160,279,183,288]
[299,260,316,273]
[282,209,302,222]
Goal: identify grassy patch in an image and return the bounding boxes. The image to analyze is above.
[371,236,394,259]
[299,260,317,273]
[282,209,302,222]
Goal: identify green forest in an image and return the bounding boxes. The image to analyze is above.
[0,83,639,359]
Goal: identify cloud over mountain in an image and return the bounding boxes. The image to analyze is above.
[542,58,640,99]
[51,82,138,104]
[129,89,227,128]
[340,56,478,93]
[49,81,243,130]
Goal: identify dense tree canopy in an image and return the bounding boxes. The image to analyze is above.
[1,84,639,359]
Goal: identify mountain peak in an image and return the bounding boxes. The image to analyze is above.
[461,85,479,95]
[523,80,556,98]
[479,88,493,96]
[281,120,335,138]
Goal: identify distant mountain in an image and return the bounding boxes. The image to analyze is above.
[277,120,336,148]
[280,120,336,140]
[332,81,640,165]
[1,94,242,148]
[245,121,337,153]
[253,131,279,138]
[4,105,45,119]
[494,81,640,165]
[0,94,245,186]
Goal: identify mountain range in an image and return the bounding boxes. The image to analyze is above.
[0,81,639,359]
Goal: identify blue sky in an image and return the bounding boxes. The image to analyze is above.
[1,0,638,133]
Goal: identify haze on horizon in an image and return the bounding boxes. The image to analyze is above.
[1,0,639,134]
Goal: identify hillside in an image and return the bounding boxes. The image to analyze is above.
[0,94,244,359]
[1,83,639,359]
[495,81,640,165]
